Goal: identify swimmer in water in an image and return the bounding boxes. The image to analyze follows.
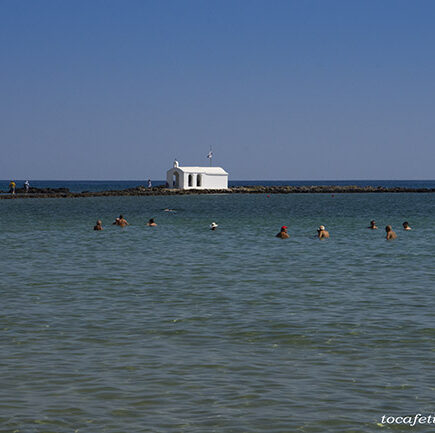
[147,218,157,227]
[94,220,103,231]
[113,215,128,227]
[402,221,412,231]
[386,225,397,240]
[276,226,289,239]
[368,220,378,229]
[210,222,218,231]
[317,225,329,239]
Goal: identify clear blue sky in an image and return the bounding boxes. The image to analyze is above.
[1,0,434,180]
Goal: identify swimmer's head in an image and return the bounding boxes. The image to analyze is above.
[403,221,409,227]
[149,218,154,223]
[386,225,392,232]
[318,225,325,231]
[281,226,287,231]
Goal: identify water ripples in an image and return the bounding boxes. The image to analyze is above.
[0,194,434,432]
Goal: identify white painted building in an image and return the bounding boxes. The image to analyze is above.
[166,160,228,190]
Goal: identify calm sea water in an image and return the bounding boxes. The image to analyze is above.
[1,193,434,432]
[1,179,435,192]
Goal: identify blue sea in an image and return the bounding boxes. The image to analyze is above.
[1,190,434,432]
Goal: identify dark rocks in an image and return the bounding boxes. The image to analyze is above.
[13,187,71,194]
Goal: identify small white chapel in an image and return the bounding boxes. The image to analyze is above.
[166,160,229,190]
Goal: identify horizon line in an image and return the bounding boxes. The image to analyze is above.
[1,178,435,182]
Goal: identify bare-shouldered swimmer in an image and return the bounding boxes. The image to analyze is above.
[147,218,157,227]
[386,225,397,240]
[276,226,289,239]
[402,221,412,231]
[114,215,129,227]
[317,225,329,239]
[368,220,378,229]
[94,220,103,231]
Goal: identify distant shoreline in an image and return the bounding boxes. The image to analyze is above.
[1,185,434,199]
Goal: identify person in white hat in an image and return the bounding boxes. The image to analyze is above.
[210,222,218,230]
[317,225,329,239]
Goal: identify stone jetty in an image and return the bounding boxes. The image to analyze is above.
[0,185,434,199]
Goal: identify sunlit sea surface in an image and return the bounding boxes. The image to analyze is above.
[1,193,434,432]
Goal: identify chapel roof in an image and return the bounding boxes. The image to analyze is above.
[169,166,228,175]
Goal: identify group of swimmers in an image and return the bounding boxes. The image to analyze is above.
[94,215,157,230]
[94,214,411,240]
[369,220,411,240]
[94,216,217,231]
[276,225,330,239]
[276,220,411,240]
[93,215,218,231]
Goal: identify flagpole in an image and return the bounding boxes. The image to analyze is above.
[208,146,213,167]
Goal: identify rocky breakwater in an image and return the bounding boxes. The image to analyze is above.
[0,186,72,198]
[228,185,435,194]
[1,184,434,200]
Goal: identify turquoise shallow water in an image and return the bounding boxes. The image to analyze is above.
[1,193,434,432]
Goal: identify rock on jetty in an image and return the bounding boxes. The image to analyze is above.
[0,184,434,199]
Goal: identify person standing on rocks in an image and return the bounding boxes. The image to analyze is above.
[148,179,152,188]
[386,225,397,240]
[9,180,16,195]
[317,225,329,239]
[24,180,30,193]
[276,226,289,239]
